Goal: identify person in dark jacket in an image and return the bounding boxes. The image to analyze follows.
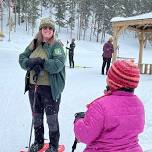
[66,38,75,68]
[101,37,114,75]
[19,17,66,152]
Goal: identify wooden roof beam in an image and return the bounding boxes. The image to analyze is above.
[127,26,152,32]
[112,19,152,27]
[143,24,151,29]
[127,26,142,32]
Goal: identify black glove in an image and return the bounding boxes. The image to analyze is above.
[33,64,43,75]
[32,65,43,82]
[27,57,44,69]
[74,112,85,123]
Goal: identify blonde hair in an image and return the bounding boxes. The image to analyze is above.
[108,37,113,42]
[28,30,55,51]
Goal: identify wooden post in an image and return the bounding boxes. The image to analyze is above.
[112,26,118,63]
[144,64,148,74]
[138,63,143,74]
[138,32,144,64]
[112,35,118,62]
[112,25,127,63]
[150,64,152,74]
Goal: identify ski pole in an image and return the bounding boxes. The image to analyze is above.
[28,74,38,152]
[72,138,78,152]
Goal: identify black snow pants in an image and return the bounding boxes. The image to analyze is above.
[69,53,74,68]
[101,57,111,75]
[28,84,60,149]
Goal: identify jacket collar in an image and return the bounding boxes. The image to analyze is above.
[111,90,134,96]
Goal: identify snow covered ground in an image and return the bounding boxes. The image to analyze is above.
[0,25,152,152]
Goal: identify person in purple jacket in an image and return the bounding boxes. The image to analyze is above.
[101,37,114,75]
[74,60,145,152]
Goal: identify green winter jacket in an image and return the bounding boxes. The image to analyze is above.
[19,40,66,101]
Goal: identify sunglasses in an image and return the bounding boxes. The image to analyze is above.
[42,26,53,30]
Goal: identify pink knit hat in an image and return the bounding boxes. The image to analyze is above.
[107,60,140,90]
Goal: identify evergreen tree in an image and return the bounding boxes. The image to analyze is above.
[55,0,67,32]
[66,0,76,38]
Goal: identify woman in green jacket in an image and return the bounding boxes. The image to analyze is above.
[19,17,66,152]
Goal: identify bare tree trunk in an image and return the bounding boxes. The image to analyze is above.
[32,3,34,35]
[83,28,86,40]
[0,3,3,32]
[31,0,35,36]
[25,1,28,31]
[40,0,42,17]
[78,15,83,40]
[27,16,30,33]
[101,29,105,43]
[70,27,73,39]
[89,15,94,41]
[8,2,11,41]
[101,6,105,43]
[58,25,61,33]
[14,0,17,32]
[66,25,69,34]
[96,32,99,42]
[96,21,100,42]
[32,18,34,36]
[25,17,27,31]
[18,0,20,25]
[77,15,80,40]
[93,20,97,36]
[89,27,93,41]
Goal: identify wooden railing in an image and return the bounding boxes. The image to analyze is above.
[117,57,135,61]
[116,57,152,75]
[138,63,152,74]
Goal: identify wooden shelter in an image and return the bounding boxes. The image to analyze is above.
[111,12,152,74]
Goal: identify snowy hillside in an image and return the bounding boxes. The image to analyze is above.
[0,19,152,152]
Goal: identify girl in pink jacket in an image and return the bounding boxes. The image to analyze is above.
[74,60,145,152]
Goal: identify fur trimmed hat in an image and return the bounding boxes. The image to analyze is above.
[39,17,55,31]
[107,60,140,90]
